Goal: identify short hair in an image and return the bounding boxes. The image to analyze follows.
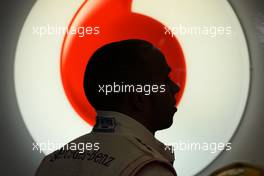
[83,39,163,110]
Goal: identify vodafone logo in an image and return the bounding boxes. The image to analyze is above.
[60,0,186,125]
[15,0,250,175]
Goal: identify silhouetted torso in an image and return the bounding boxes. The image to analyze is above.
[35,111,176,176]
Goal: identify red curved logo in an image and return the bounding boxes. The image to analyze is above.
[61,0,186,125]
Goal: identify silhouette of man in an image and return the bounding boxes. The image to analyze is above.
[36,39,180,176]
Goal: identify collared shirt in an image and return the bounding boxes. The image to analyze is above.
[95,110,175,163]
[35,110,176,176]
[95,110,176,176]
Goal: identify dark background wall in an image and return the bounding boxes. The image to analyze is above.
[198,0,264,174]
[0,0,263,175]
[0,0,42,175]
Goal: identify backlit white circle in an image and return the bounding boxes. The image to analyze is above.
[15,0,250,176]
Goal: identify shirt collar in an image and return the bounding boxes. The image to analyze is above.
[95,110,175,163]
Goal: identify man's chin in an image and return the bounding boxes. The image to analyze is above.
[166,120,174,128]
[167,111,176,128]
[159,117,174,130]
[173,106,177,113]
[158,123,173,131]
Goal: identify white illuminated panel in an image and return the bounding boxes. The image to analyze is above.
[15,0,90,151]
[15,0,249,175]
[133,0,250,175]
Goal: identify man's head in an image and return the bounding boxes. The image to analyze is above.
[84,39,179,133]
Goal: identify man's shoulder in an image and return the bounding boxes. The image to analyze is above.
[36,133,152,167]
[68,132,155,155]
[35,133,175,176]
[136,162,176,176]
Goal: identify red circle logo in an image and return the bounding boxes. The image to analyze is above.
[61,0,186,125]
